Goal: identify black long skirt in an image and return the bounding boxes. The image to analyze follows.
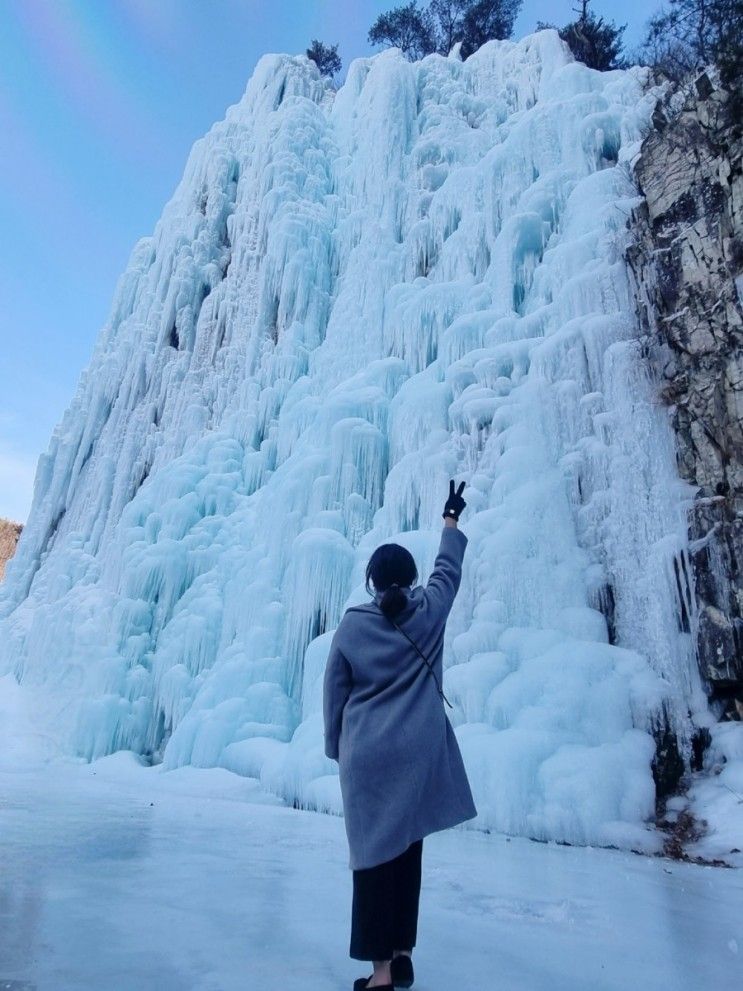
[350,839,423,961]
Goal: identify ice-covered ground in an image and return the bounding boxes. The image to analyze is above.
[1,676,741,991]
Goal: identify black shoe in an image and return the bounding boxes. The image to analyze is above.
[390,955,414,988]
[353,979,393,991]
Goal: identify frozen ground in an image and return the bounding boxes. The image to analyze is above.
[1,677,741,991]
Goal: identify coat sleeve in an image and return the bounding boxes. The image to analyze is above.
[323,630,353,761]
[424,525,468,619]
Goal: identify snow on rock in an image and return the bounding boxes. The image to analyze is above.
[688,721,743,867]
[0,32,708,850]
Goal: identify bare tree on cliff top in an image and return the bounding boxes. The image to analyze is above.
[637,0,742,90]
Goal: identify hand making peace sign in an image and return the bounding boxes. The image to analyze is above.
[442,479,466,522]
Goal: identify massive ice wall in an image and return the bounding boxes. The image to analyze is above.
[0,32,709,849]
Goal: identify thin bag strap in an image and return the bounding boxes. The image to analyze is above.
[384,613,453,710]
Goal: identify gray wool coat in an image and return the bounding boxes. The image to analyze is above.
[323,524,477,870]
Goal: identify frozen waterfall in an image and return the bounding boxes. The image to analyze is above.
[0,31,709,851]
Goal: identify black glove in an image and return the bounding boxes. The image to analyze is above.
[443,479,466,521]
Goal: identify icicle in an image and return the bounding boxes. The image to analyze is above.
[282,528,354,701]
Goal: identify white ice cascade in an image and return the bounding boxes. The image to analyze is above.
[0,33,709,850]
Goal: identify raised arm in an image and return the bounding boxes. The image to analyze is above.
[424,477,469,617]
[424,522,468,618]
[323,631,352,761]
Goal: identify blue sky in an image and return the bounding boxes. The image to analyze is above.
[0,0,651,523]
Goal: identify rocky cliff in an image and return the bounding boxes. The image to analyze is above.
[0,519,23,582]
[627,74,743,725]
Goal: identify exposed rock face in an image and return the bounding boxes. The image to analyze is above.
[0,519,23,582]
[627,75,743,722]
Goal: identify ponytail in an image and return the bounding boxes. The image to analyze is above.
[378,582,407,619]
[365,542,417,616]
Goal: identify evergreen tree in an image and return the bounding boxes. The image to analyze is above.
[429,0,469,54]
[538,1,626,71]
[368,0,523,61]
[459,0,524,59]
[368,2,437,60]
[306,39,342,77]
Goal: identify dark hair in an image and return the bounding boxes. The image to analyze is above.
[364,542,418,619]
